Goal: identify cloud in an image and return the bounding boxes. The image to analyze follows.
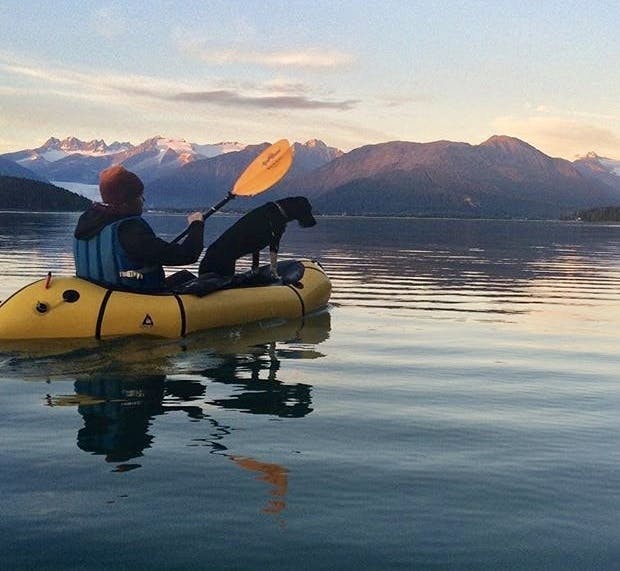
[216,48,353,68]
[527,103,620,122]
[179,38,354,70]
[492,114,620,158]
[0,52,357,112]
[260,79,309,94]
[167,90,357,110]
[378,93,434,108]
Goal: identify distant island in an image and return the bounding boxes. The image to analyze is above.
[570,206,620,222]
[0,176,91,211]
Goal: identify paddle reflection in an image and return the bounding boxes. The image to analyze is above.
[232,456,289,517]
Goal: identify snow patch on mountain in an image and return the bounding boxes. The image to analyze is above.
[575,151,620,177]
[599,158,620,176]
[150,137,194,155]
[40,150,70,162]
[135,136,245,161]
[192,141,247,158]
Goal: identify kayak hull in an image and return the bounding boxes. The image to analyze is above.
[0,259,331,340]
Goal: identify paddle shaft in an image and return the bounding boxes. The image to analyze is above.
[171,193,235,244]
[204,193,235,218]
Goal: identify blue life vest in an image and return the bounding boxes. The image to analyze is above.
[73,217,166,291]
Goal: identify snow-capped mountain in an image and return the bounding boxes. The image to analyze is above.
[46,136,132,156]
[145,139,345,209]
[581,152,620,177]
[0,136,247,186]
[291,139,343,173]
[0,136,341,202]
[5,136,132,164]
[116,137,247,181]
[573,151,620,192]
[3,134,620,218]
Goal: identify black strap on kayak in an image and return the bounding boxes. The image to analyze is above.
[95,289,114,340]
[285,284,306,317]
[173,294,187,337]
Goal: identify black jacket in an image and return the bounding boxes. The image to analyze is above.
[74,207,204,267]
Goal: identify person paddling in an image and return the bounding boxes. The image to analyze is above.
[73,165,204,292]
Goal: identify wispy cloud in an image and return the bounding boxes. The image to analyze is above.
[210,48,354,68]
[493,114,620,157]
[528,103,620,123]
[0,52,357,111]
[167,90,357,110]
[378,93,434,108]
[260,79,309,94]
[178,38,354,70]
[0,52,182,94]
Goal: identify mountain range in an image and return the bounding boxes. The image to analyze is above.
[280,136,620,218]
[1,136,247,184]
[2,135,620,218]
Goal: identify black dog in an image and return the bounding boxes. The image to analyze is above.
[199,196,316,277]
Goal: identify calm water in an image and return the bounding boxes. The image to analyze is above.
[1,212,619,570]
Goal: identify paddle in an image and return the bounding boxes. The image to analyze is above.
[171,139,293,243]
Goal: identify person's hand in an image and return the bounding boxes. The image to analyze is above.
[187,211,204,224]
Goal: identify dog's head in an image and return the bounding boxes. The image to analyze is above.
[276,196,317,228]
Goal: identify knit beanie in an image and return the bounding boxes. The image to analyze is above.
[99,165,144,205]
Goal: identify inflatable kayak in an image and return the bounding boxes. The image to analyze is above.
[0,259,331,340]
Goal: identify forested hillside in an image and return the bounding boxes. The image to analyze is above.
[572,206,620,221]
[0,176,91,211]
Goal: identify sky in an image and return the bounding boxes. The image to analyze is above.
[1,0,620,159]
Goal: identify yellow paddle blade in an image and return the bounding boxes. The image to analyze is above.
[232,139,293,197]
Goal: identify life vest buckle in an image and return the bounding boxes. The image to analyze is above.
[119,270,144,280]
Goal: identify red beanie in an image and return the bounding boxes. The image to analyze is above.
[99,165,144,204]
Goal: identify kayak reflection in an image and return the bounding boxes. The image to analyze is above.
[1,308,330,378]
[46,310,331,466]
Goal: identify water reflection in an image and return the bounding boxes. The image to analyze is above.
[40,310,329,466]
[49,375,211,464]
[311,219,620,316]
[201,347,313,417]
[36,310,330,518]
